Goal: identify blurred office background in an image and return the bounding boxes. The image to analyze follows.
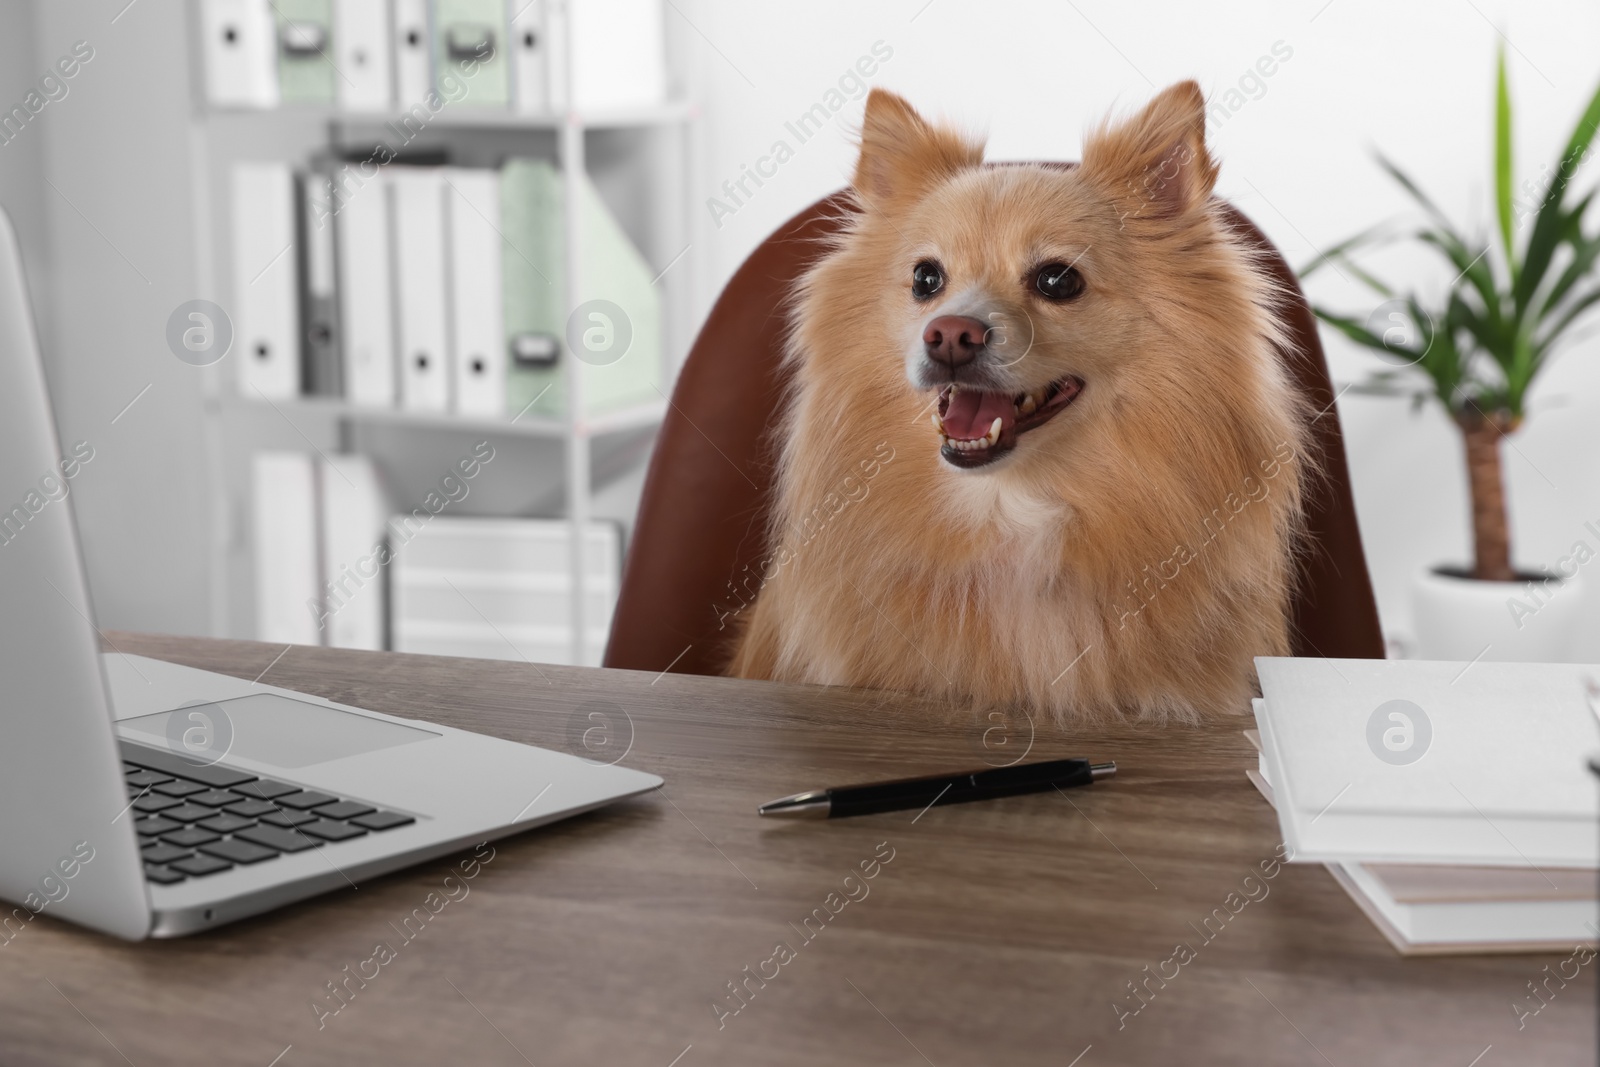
[1,0,1597,663]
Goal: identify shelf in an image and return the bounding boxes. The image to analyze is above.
[190,2,696,664]
[222,394,668,440]
[199,99,696,131]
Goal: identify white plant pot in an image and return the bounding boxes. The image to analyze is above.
[1411,566,1582,662]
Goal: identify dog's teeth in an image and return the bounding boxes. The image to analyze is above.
[932,412,944,434]
[939,434,949,448]
[1019,393,1037,416]
[986,417,1002,446]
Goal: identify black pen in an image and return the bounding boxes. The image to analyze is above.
[758,757,1116,818]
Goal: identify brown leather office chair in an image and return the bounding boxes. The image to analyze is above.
[604,181,1386,678]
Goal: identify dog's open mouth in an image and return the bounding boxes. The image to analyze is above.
[932,376,1084,469]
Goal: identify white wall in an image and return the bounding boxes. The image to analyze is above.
[683,0,1600,657]
[25,0,216,636]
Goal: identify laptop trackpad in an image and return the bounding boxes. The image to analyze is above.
[117,693,441,769]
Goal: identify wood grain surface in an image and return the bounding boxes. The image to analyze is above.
[2,632,1591,1066]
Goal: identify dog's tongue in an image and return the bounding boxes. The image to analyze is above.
[943,388,1013,440]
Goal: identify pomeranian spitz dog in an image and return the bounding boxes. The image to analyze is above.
[728,81,1311,723]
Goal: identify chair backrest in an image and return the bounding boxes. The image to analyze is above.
[605,186,1386,676]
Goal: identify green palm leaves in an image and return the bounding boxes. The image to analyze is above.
[1303,48,1600,422]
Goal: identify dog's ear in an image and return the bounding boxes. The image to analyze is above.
[853,89,983,214]
[1081,80,1216,223]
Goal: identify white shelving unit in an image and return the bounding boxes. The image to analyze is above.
[183,1,700,665]
[201,98,696,129]
[220,393,671,438]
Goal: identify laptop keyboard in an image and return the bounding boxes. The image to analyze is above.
[119,741,417,885]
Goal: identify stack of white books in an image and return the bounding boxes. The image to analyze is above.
[1251,657,1600,955]
[254,451,389,652]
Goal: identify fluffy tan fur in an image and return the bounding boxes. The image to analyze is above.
[727,82,1312,723]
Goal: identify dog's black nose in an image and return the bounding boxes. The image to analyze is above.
[922,315,987,369]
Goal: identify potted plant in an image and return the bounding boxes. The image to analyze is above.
[1303,49,1600,661]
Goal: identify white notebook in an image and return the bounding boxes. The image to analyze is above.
[392,0,433,105]
[200,0,279,108]
[391,168,450,412]
[336,173,397,407]
[232,162,300,399]
[1246,717,1598,954]
[567,0,664,109]
[1327,861,1597,953]
[333,0,394,111]
[443,168,506,417]
[319,454,387,651]
[252,452,320,645]
[509,0,549,112]
[1254,657,1600,867]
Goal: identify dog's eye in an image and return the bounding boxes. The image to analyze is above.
[911,260,945,301]
[1034,262,1085,301]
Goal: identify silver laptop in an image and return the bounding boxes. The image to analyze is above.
[0,209,660,939]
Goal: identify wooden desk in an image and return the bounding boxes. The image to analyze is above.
[3,633,1591,1065]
